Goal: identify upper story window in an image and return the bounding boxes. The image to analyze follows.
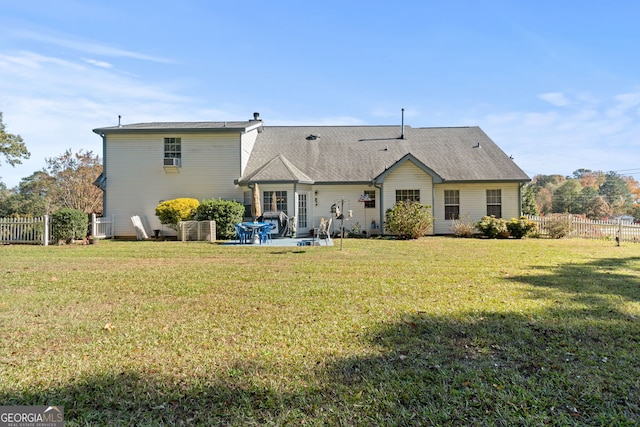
[164,137,181,167]
[363,190,376,208]
[444,190,460,220]
[486,189,502,217]
[396,189,420,203]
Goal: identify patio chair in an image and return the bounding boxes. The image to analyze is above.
[235,224,251,244]
[314,218,332,245]
[258,223,275,244]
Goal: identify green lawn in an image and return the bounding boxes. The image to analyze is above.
[1,238,639,426]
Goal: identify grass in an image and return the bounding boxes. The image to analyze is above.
[1,237,639,426]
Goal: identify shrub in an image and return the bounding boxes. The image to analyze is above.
[506,216,537,239]
[385,201,434,239]
[52,208,88,243]
[155,198,200,230]
[450,215,475,237]
[546,214,572,239]
[475,215,507,238]
[192,198,244,239]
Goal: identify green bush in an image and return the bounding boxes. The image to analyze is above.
[385,201,434,239]
[192,198,244,239]
[475,215,508,238]
[155,198,200,230]
[52,208,88,243]
[506,216,537,239]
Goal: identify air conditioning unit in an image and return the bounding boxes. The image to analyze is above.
[163,158,181,167]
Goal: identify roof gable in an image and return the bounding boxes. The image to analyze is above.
[238,154,313,184]
[374,153,444,183]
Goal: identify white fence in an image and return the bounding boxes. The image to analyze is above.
[527,215,640,243]
[0,216,51,245]
[0,214,114,245]
[91,214,114,239]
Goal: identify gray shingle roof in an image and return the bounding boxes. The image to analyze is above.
[94,121,259,133]
[239,125,530,184]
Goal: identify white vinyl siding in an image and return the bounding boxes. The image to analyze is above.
[432,183,521,234]
[105,132,247,237]
[240,130,258,176]
[309,184,380,236]
[382,162,434,235]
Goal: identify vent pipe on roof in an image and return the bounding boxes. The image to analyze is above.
[118,115,121,128]
[400,108,405,139]
[253,112,261,121]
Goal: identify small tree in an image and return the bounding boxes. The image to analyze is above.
[0,112,30,167]
[155,198,200,230]
[521,185,539,216]
[51,208,88,243]
[192,198,244,239]
[385,201,433,239]
[44,149,103,214]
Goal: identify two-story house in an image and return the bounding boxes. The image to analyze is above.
[93,113,530,238]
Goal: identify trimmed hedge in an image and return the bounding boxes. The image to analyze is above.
[192,198,245,239]
[155,198,200,230]
[52,208,88,243]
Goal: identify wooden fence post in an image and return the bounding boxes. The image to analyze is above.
[617,219,622,246]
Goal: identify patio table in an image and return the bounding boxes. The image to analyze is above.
[241,221,269,244]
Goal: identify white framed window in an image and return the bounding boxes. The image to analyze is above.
[164,137,181,166]
[396,189,420,203]
[444,190,460,220]
[363,190,376,208]
[486,189,502,217]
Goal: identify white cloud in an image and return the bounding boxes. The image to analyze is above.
[538,92,571,107]
[470,92,640,178]
[606,92,640,118]
[85,58,113,68]
[11,29,171,63]
[0,49,220,187]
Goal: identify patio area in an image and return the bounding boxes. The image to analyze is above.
[221,236,334,247]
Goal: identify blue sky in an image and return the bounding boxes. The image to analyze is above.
[1,1,639,188]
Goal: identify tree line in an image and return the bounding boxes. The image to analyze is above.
[522,169,640,221]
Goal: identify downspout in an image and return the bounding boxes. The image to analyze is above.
[293,182,297,222]
[518,183,523,215]
[374,181,384,235]
[432,184,436,235]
